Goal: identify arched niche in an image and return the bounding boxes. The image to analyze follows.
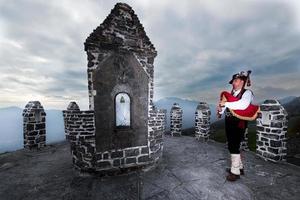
[115,92,131,128]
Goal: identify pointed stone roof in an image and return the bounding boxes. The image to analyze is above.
[84,3,157,57]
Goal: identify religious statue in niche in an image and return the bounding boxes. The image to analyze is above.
[115,92,131,127]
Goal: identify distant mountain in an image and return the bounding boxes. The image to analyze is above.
[0,106,23,152]
[0,106,65,153]
[278,96,298,105]
[154,97,221,130]
[281,96,300,117]
[251,96,297,105]
[44,109,66,144]
[154,95,298,131]
[0,95,298,153]
[281,97,300,138]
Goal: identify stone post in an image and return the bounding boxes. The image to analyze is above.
[256,99,288,162]
[195,102,211,140]
[170,103,183,136]
[22,101,46,149]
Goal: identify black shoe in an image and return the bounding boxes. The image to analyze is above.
[226,167,244,175]
[226,171,240,181]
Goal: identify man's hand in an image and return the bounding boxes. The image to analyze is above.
[219,101,226,107]
[216,104,222,118]
[216,104,222,113]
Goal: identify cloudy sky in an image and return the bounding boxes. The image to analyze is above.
[0,0,300,110]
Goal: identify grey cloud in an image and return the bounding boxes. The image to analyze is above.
[0,0,299,109]
[147,0,300,102]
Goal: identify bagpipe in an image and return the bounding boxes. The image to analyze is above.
[217,70,260,121]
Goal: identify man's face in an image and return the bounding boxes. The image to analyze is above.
[232,78,244,89]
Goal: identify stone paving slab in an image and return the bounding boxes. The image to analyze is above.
[0,136,299,200]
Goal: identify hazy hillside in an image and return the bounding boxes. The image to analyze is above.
[0,96,298,154]
[0,106,23,152]
[282,96,300,117]
[154,97,221,131]
[0,106,65,153]
[278,96,298,105]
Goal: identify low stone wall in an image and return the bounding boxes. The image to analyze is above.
[157,108,167,133]
[256,99,288,162]
[62,102,165,174]
[148,107,166,162]
[62,102,95,171]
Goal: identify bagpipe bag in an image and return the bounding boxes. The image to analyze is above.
[220,90,260,121]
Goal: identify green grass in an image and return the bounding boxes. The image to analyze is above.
[247,129,256,152]
[210,129,226,143]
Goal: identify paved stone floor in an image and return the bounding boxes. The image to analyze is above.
[0,135,299,200]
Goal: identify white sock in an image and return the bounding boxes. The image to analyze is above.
[230,154,241,175]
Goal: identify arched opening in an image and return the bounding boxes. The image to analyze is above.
[115,92,131,128]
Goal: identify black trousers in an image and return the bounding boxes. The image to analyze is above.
[225,115,247,154]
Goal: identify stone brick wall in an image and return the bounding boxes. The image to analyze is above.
[256,99,288,162]
[195,102,211,140]
[22,101,46,149]
[158,108,167,133]
[170,103,183,136]
[149,106,166,162]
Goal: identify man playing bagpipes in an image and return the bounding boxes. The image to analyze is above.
[217,70,260,182]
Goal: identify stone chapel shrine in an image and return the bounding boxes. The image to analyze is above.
[62,3,166,173]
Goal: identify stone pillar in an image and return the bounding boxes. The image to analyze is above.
[63,101,80,141]
[22,101,46,149]
[195,102,211,140]
[256,99,288,162]
[170,103,183,136]
[240,128,249,151]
